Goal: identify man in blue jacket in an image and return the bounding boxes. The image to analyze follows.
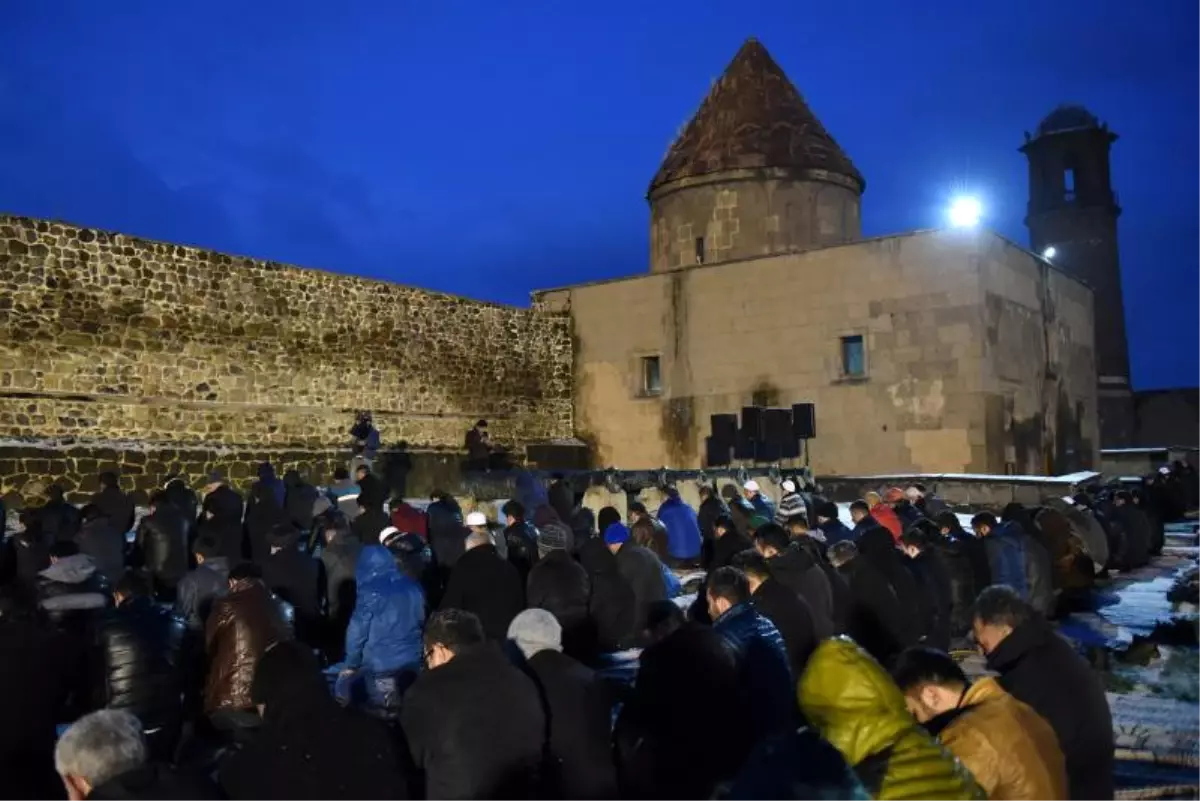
[970,512,1029,600]
[339,546,425,717]
[655,487,702,568]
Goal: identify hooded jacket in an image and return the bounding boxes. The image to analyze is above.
[857,528,925,644]
[655,495,702,560]
[343,546,424,677]
[439,543,525,641]
[199,484,245,563]
[750,577,819,674]
[835,555,912,667]
[713,602,795,743]
[928,677,1067,801]
[526,550,594,660]
[577,537,637,652]
[869,504,904,542]
[615,540,668,633]
[767,544,834,639]
[797,638,985,800]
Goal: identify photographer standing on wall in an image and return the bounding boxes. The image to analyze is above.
[349,411,380,473]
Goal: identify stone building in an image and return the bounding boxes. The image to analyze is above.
[0,215,573,503]
[534,38,1099,476]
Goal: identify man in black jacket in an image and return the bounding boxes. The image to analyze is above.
[974,585,1114,800]
[135,491,190,603]
[509,609,617,799]
[731,549,818,674]
[502,500,541,584]
[899,521,954,650]
[827,540,913,668]
[88,472,135,536]
[93,572,187,762]
[261,524,324,648]
[402,609,546,799]
[753,524,833,639]
[697,485,730,568]
[38,484,81,544]
[198,477,245,563]
[174,535,230,633]
[440,529,524,641]
[75,504,126,585]
[282,470,320,536]
[710,513,752,570]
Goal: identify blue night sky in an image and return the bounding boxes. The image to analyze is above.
[2,1,1196,390]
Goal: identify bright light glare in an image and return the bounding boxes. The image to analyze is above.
[1042,246,1057,260]
[948,196,982,228]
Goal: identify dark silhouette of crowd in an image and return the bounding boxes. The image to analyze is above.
[0,458,1194,800]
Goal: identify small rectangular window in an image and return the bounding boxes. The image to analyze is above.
[641,356,662,396]
[1063,167,1076,199]
[694,237,705,265]
[840,335,865,378]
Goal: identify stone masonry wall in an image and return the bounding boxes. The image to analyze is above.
[0,215,573,503]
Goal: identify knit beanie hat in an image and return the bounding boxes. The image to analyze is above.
[776,492,808,524]
[603,522,630,546]
[508,608,563,659]
[537,521,574,558]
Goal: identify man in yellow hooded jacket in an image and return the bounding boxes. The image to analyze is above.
[797,637,985,800]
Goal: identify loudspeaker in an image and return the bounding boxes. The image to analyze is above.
[781,436,801,459]
[710,414,738,446]
[763,408,794,445]
[792,403,816,439]
[705,437,731,467]
[741,406,764,440]
[755,440,782,463]
[733,430,757,460]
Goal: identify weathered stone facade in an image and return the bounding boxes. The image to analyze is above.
[0,214,572,505]
[535,229,1099,475]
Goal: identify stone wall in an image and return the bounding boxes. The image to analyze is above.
[649,172,861,271]
[0,215,573,501]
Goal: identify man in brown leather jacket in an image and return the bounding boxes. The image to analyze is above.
[204,563,294,732]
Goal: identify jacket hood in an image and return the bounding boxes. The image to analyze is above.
[355,545,400,584]
[797,637,913,765]
[39,553,97,584]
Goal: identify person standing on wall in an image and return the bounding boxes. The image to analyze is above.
[349,411,380,473]
[465,419,492,472]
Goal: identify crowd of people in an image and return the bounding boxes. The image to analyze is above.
[0,458,1195,800]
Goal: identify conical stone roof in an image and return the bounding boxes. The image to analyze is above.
[649,38,864,196]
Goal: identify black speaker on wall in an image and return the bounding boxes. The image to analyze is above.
[741,406,764,439]
[780,436,801,459]
[733,430,757,461]
[705,437,731,466]
[792,403,817,439]
[710,414,739,446]
[763,408,794,446]
[755,440,782,463]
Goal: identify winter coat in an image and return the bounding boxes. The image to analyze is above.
[174,558,230,631]
[577,537,637,652]
[710,529,754,571]
[250,466,286,510]
[527,550,595,660]
[38,553,112,634]
[504,520,541,582]
[526,649,618,799]
[427,497,465,568]
[76,515,127,585]
[934,538,980,636]
[262,545,324,642]
[345,546,425,674]
[1113,504,1152,569]
[655,495,702,560]
[402,644,546,799]
[38,498,81,544]
[748,492,776,521]
[440,544,525,641]
[698,495,730,542]
[798,637,985,800]
[220,641,409,801]
[1021,532,1056,617]
[819,517,855,548]
[907,548,953,650]
[798,536,850,634]
[927,677,1067,801]
[351,507,391,548]
[836,557,913,667]
[244,488,289,564]
[615,541,667,632]
[93,596,186,733]
[768,544,834,639]
[321,538,362,622]
[858,527,927,642]
[204,580,294,713]
[1032,507,1094,593]
[199,485,245,563]
[137,505,191,588]
[983,522,1029,597]
[713,603,795,743]
[986,615,1114,800]
[717,727,868,800]
[89,764,221,800]
[869,503,904,542]
[0,617,79,800]
[89,485,135,534]
[751,577,819,673]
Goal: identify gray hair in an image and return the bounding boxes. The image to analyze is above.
[55,710,147,787]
